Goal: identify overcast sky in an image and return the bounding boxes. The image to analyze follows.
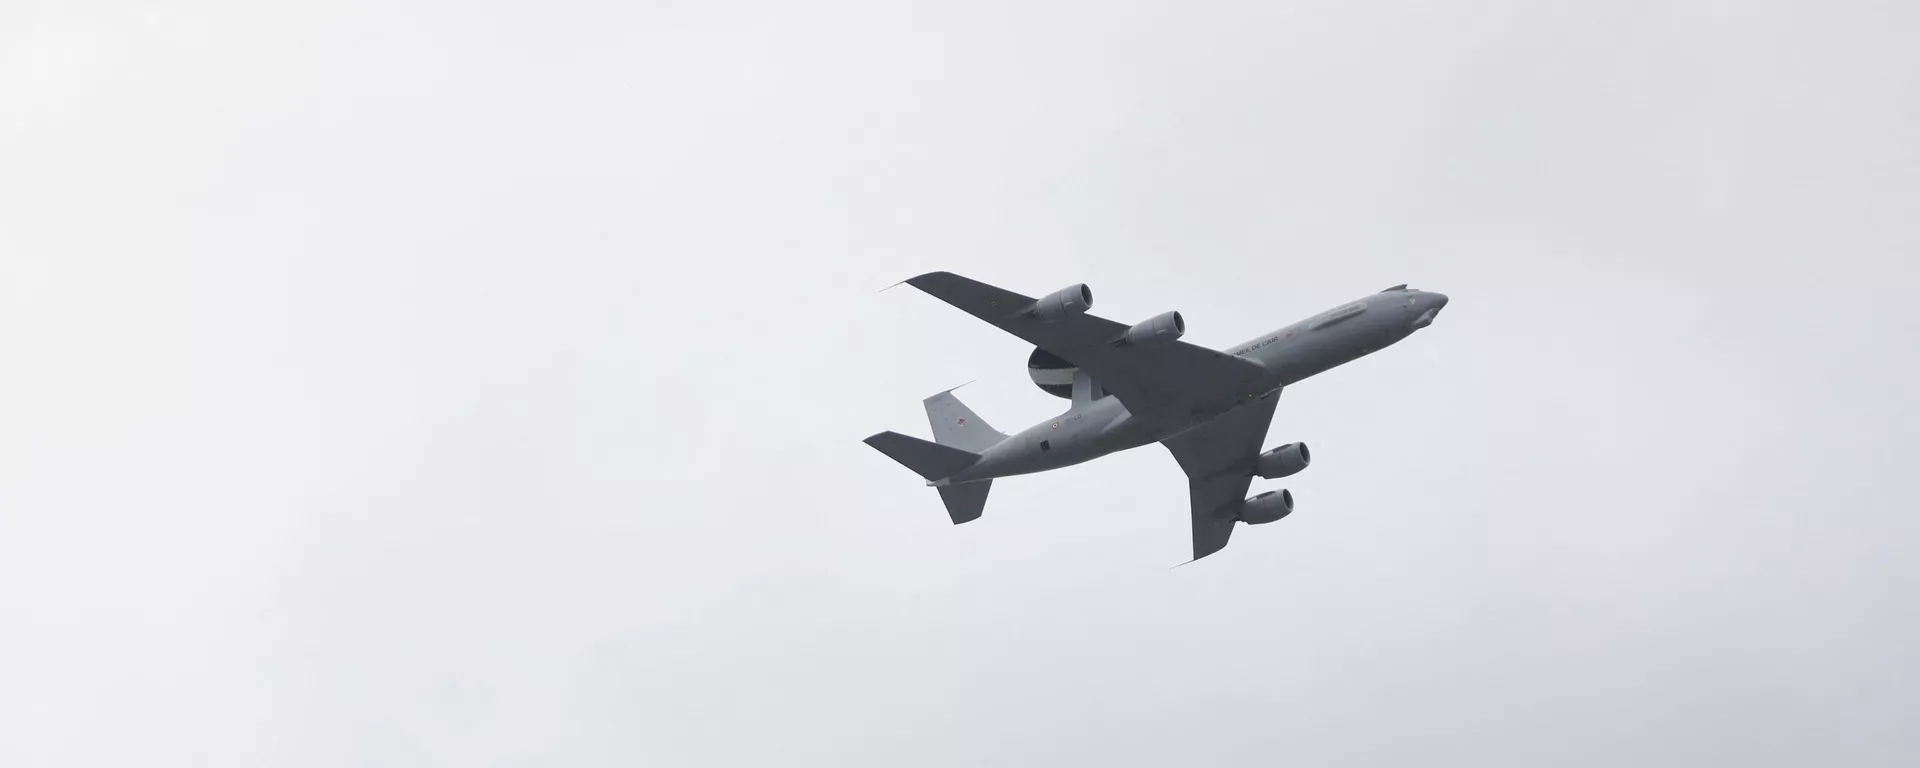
[5,1,1918,766]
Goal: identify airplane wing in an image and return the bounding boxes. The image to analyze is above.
[903,272,1270,418]
[1161,389,1282,561]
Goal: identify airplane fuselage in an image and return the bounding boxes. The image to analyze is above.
[939,288,1449,484]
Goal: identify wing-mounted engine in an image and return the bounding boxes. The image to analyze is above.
[1236,489,1294,525]
[1027,347,1077,399]
[1254,442,1311,479]
[1115,311,1185,348]
[1022,284,1093,322]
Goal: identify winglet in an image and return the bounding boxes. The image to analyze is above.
[882,271,952,293]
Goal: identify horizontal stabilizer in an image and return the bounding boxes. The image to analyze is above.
[864,431,980,482]
[937,480,992,524]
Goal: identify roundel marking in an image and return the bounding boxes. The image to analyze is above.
[957,418,967,425]
[1052,421,1061,430]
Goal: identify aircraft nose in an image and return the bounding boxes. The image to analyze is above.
[1409,292,1447,330]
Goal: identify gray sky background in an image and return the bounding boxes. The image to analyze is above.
[5,1,1918,766]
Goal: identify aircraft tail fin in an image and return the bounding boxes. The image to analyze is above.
[923,385,1006,453]
[863,431,980,483]
[936,480,992,525]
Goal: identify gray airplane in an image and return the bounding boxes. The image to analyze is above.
[865,272,1449,562]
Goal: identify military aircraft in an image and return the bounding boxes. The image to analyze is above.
[864,271,1449,562]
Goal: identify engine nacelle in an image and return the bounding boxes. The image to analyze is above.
[1028,284,1093,322]
[1120,310,1185,347]
[1254,442,1311,479]
[1238,489,1294,525]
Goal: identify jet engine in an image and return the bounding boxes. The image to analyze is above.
[1237,489,1294,525]
[1119,310,1185,347]
[1254,442,1311,479]
[1027,284,1093,322]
